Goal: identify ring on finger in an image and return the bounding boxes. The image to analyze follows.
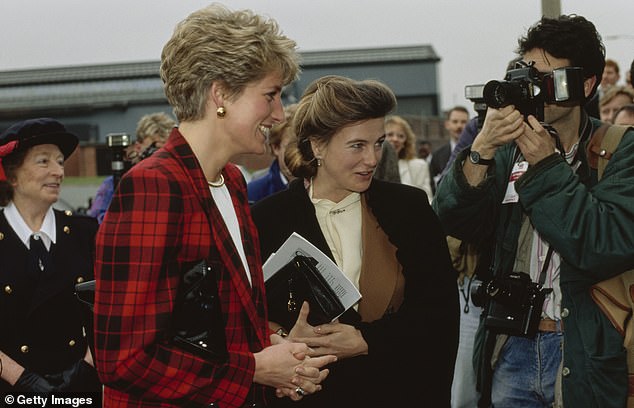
[295,386,307,397]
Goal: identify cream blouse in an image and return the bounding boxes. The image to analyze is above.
[310,184,362,292]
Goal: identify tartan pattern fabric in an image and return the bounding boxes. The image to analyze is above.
[94,128,269,407]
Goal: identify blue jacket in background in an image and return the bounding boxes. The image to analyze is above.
[247,160,287,204]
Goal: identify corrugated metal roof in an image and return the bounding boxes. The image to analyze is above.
[0,61,160,87]
[0,61,165,116]
[0,45,436,115]
[1,78,165,112]
[300,45,439,66]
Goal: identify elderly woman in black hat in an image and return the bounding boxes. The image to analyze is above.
[0,118,101,394]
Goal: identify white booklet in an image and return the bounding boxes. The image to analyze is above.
[262,232,362,319]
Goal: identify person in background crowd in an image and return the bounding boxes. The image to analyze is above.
[252,75,459,408]
[601,58,621,88]
[385,115,433,200]
[247,104,297,203]
[0,118,101,395]
[598,85,634,124]
[588,58,622,119]
[434,15,634,407]
[93,5,335,407]
[437,117,479,187]
[417,139,433,164]
[87,112,176,223]
[430,106,469,191]
[613,103,634,126]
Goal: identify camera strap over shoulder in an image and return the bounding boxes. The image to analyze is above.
[538,245,554,290]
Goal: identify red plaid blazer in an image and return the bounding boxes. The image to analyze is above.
[94,128,270,407]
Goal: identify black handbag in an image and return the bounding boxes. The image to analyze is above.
[75,279,96,311]
[169,260,228,360]
[265,254,345,330]
[75,261,228,360]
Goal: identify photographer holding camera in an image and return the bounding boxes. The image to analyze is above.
[434,15,634,408]
[87,112,175,223]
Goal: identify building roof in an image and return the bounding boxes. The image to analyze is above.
[0,45,438,118]
[0,61,160,86]
[300,45,439,66]
[0,61,163,118]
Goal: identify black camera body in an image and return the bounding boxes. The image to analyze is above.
[106,132,131,186]
[483,64,545,121]
[471,271,551,337]
[465,61,586,124]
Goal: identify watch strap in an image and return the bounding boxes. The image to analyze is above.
[469,149,494,165]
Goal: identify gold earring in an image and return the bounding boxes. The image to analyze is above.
[217,106,226,118]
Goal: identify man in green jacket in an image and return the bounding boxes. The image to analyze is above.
[434,15,634,408]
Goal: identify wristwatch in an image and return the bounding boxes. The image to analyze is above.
[468,149,494,166]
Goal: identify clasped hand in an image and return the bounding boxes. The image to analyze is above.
[288,301,368,359]
[256,324,336,401]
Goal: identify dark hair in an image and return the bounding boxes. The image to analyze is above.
[286,75,396,179]
[0,149,28,206]
[517,15,605,100]
[446,106,469,120]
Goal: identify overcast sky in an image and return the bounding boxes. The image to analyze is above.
[1,0,632,113]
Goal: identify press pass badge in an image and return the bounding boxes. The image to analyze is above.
[502,161,529,203]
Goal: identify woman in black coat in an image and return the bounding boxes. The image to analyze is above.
[0,118,100,394]
[252,76,459,407]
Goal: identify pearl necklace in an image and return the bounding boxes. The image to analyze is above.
[207,174,225,188]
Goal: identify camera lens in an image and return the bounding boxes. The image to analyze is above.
[470,280,486,307]
[486,281,500,297]
[483,80,516,108]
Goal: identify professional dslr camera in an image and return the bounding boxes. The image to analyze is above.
[465,61,586,124]
[471,271,552,337]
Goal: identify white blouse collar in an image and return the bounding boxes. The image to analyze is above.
[4,202,56,249]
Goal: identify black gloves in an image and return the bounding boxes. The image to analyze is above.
[13,360,100,393]
[57,360,101,392]
[14,369,61,393]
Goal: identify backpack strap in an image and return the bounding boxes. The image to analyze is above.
[587,124,629,180]
[588,123,634,402]
[598,125,630,179]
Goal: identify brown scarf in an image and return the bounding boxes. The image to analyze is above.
[357,194,405,322]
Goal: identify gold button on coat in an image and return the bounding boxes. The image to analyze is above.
[0,232,4,240]
[63,226,71,234]
[69,340,76,347]
[76,276,84,283]
[65,210,73,216]
[20,345,29,353]
[4,285,12,294]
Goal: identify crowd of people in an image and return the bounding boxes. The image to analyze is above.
[1,3,633,408]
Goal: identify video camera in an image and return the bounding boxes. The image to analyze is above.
[471,271,552,337]
[465,61,586,127]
